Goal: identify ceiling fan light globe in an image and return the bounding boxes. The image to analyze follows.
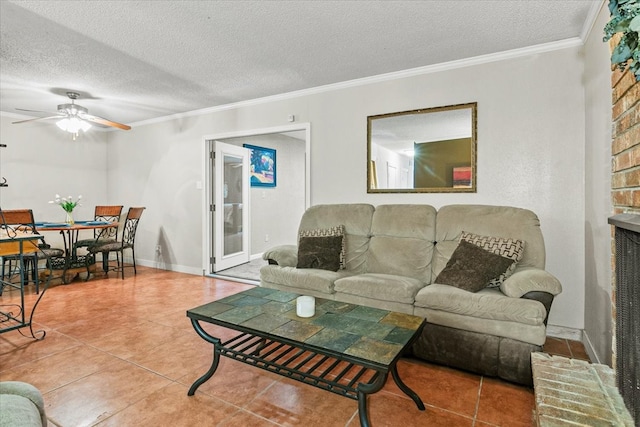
[56,117,91,133]
[79,120,92,132]
[56,118,70,131]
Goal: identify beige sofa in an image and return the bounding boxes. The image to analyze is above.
[261,204,562,385]
[0,381,47,427]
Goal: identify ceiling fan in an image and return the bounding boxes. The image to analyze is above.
[12,91,131,139]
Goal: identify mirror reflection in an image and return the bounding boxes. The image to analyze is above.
[367,102,477,193]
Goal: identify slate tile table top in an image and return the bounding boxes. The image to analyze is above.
[187,287,426,427]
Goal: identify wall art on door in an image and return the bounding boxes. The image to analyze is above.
[244,144,276,187]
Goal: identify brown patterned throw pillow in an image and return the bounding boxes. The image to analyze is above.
[435,240,515,292]
[297,225,346,271]
[460,231,525,287]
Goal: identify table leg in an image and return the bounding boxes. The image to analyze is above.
[391,363,425,410]
[356,371,387,427]
[187,318,222,396]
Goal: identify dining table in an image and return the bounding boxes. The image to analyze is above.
[0,229,47,338]
[36,220,119,283]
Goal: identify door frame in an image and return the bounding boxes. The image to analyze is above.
[201,123,311,275]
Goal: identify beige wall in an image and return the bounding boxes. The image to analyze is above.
[1,33,613,335]
[104,43,587,331]
[583,3,615,366]
[0,114,108,248]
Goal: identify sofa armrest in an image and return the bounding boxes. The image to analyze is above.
[262,245,298,267]
[521,291,555,325]
[0,381,47,426]
[500,267,562,298]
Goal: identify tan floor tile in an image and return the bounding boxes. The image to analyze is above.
[0,329,80,371]
[180,357,278,407]
[476,377,535,426]
[83,320,185,359]
[1,267,538,425]
[542,337,571,357]
[126,333,212,380]
[94,382,238,427]
[568,340,591,361]
[44,357,172,427]
[350,390,474,427]
[0,344,119,393]
[218,409,281,427]
[245,376,358,426]
[383,358,481,418]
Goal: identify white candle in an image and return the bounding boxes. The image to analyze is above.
[296,296,315,318]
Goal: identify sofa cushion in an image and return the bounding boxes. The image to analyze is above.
[413,307,547,346]
[299,204,374,273]
[460,231,524,287]
[260,264,352,294]
[367,204,436,283]
[415,284,547,326]
[297,225,345,271]
[434,205,546,273]
[334,273,425,304]
[434,241,515,292]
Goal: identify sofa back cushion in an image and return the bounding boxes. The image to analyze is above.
[367,204,437,283]
[433,205,546,278]
[299,204,374,273]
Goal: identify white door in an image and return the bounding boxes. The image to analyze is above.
[212,141,250,271]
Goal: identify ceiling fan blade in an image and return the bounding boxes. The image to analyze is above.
[12,115,62,124]
[16,108,60,115]
[82,114,131,131]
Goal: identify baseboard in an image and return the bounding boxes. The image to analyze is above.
[582,330,602,364]
[547,324,583,341]
[250,253,264,261]
[136,258,202,275]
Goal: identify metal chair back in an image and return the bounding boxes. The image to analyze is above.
[121,207,145,248]
[94,205,123,240]
[0,209,38,234]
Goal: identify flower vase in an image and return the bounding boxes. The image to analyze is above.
[65,210,75,226]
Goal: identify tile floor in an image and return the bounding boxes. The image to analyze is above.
[0,266,590,427]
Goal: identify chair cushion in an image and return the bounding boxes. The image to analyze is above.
[88,242,127,253]
[75,238,116,248]
[37,248,64,258]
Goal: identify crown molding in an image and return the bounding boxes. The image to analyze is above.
[580,0,606,42]
[2,36,587,129]
[130,37,584,128]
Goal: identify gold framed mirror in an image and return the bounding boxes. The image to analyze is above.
[367,102,477,193]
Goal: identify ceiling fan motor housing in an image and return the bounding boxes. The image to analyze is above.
[58,103,88,116]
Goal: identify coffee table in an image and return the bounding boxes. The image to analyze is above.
[187,287,426,427]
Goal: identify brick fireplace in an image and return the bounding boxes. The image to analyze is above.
[609,45,640,423]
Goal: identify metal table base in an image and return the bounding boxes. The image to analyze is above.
[188,319,425,427]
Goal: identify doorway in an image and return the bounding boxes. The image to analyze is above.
[202,123,310,280]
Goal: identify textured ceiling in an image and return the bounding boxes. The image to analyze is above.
[0,0,601,128]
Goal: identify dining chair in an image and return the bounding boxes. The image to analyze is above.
[0,209,64,293]
[88,207,145,279]
[74,205,124,250]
